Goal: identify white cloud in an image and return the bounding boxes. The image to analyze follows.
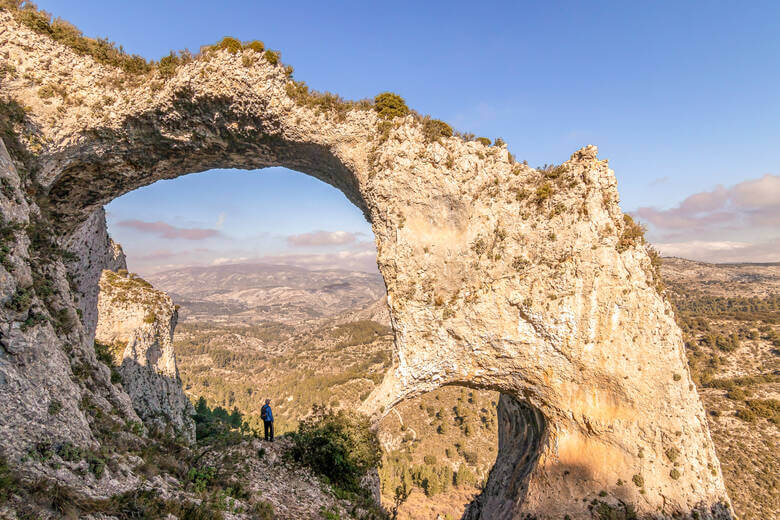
[633,174,780,263]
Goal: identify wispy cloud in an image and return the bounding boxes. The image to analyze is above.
[635,174,780,232]
[118,219,223,240]
[648,176,670,187]
[286,230,362,247]
[634,174,780,262]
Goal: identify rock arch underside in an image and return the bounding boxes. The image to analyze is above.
[0,10,732,520]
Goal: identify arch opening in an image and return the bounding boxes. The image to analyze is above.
[0,12,735,517]
[96,169,518,518]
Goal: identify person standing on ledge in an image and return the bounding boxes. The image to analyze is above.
[260,398,274,442]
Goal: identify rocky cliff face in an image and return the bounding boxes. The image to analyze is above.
[0,6,732,519]
[96,269,195,442]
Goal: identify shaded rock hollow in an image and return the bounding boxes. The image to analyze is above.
[0,9,731,519]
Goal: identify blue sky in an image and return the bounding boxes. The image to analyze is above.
[35,0,780,271]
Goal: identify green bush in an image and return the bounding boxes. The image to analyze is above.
[250,500,274,519]
[6,286,33,312]
[48,399,62,415]
[453,466,476,487]
[727,386,750,401]
[0,456,18,503]
[244,40,264,53]
[4,2,152,74]
[475,137,491,146]
[373,92,409,119]
[664,447,680,462]
[736,407,756,422]
[157,52,182,78]
[214,37,242,54]
[422,118,453,142]
[534,183,552,204]
[745,399,780,425]
[188,466,216,493]
[616,214,646,252]
[286,405,381,492]
[264,50,280,65]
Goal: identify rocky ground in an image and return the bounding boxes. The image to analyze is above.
[0,421,382,520]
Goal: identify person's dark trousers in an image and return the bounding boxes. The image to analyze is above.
[263,420,274,441]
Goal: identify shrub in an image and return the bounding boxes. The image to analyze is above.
[453,466,476,487]
[263,50,280,65]
[86,453,106,479]
[188,466,216,493]
[244,40,264,53]
[534,183,552,204]
[5,3,152,74]
[476,137,491,146]
[670,468,681,480]
[48,399,62,415]
[726,387,748,401]
[373,92,409,119]
[0,456,18,503]
[665,447,680,462]
[462,450,478,464]
[6,287,33,312]
[616,214,645,252]
[286,405,381,491]
[632,474,644,487]
[250,500,274,519]
[143,312,156,324]
[214,37,242,54]
[540,164,567,179]
[94,340,115,366]
[422,118,453,142]
[157,52,181,78]
[745,399,780,425]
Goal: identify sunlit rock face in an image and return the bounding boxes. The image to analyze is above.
[0,10,732,518]
[95,269,195,442]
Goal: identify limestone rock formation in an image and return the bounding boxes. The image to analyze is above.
[96,269,195,442]
[0,6,733,519]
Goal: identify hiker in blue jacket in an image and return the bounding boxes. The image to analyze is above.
[260,398,274,442]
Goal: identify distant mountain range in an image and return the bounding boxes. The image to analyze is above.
[146,263,387,323]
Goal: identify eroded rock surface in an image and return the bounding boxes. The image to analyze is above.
[0,8,733,518]
[96,269,195,442]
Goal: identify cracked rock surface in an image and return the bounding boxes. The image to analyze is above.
[96,269,196,442]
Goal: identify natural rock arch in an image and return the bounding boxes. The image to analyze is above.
[0,11,732,519]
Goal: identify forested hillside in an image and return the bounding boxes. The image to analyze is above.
[167,260,779,519]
